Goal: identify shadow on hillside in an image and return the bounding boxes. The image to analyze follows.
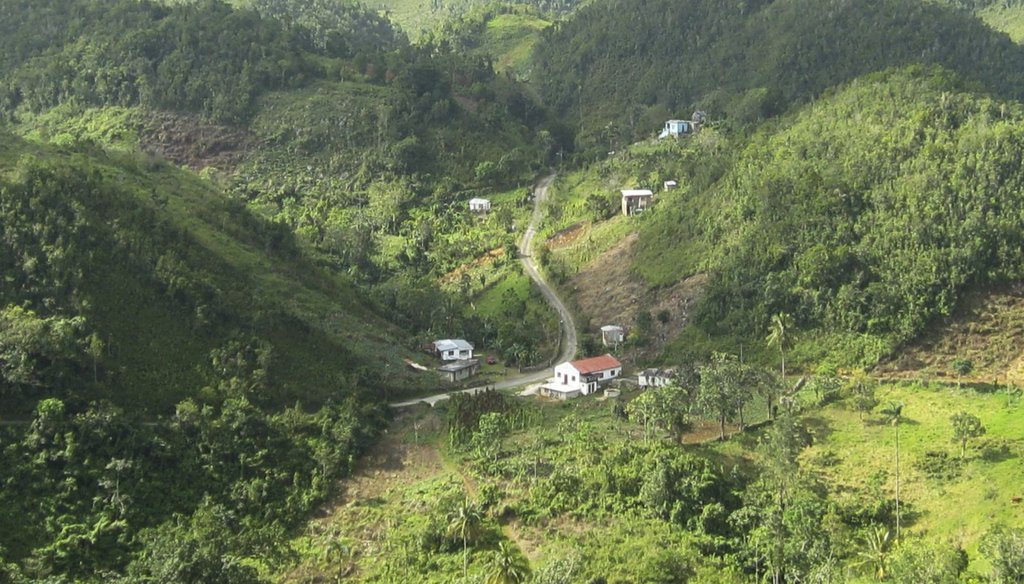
[801,415,834,444]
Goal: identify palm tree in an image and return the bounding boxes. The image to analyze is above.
[880,401,904,542]
[447,500,483,579]
[854,526,892,580]
[485,542,529,584]
[765,312,795,407]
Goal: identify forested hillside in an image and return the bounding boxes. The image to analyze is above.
[0,130,431,412]
[0,0,568,573]
[532,0,1024,153]
[540,67,1024,370]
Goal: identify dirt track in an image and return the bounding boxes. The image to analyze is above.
[391,173,576,408]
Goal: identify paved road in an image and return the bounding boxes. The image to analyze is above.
[391,173,577,408]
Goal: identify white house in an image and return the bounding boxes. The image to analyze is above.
[638,368,677,388]
[663,180,678,191]
[469,198,491,213]
[438,359,480,382]
[541,354,622,399]
[600,325,625,347]
[621,189,654,216]
[433,339,474,361]
[659,119,694,139]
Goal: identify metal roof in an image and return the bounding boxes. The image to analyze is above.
[620,189,654,197]
[566,354,622,374]
[438,359,479,372]
[434,339,474,352]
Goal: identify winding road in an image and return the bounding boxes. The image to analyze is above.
[391,173,578,408]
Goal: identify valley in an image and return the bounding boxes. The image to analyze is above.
[3,0,1024,581]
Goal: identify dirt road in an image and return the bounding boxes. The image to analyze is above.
[391,174,577,408]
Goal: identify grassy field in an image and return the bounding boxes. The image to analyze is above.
[481,13,551,77]
[979,4,1024,43]
[797,381,1024,573]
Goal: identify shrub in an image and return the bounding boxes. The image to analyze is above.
[914,450,963,481]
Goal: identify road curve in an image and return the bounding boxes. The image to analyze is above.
[391,173,577,408]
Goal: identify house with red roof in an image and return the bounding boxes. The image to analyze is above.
[540,354,623,400]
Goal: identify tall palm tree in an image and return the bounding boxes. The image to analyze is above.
[447,500,483,579]
[765,312,794,417]
[485,542,529,584]
[880,401,904,542]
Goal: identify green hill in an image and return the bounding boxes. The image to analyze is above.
[539,67,1024,370]
[531,0,1024,153]
[0,131,429,415]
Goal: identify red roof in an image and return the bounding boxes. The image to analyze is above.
[570,354,622,374]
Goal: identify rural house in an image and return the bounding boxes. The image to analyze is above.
[438,359,480,382]
[469,198,491,213]
[638,368,676,388]
[658,119,694,139]
[433,339,474,361]
[663,180,678,191]
[541,354,623,400]
[601,325,625,347]
[621,189,654,216]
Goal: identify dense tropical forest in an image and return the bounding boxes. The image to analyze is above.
[2,0,1024,581]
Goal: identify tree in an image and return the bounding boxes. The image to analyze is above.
[86,333,104,384]
[765,312,794,380]
[888,538,967,584]
[127,502,262,584]
[697,353,747,440]
[850,371,878,421]
[982,527,1024,584]
[854,526,892,580]
[742,410,830,584]
[472,412,507,467]
[880,401,904,543]
[951,358,973,389]
[447,500,483,579]
[806,373,842,405]
[627,383,690,443]
[950,411,985,458]
[485,542,529,584]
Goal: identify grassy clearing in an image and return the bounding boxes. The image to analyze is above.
[797,381,1024,573]
[482,13,551,76]
[14,104,143,150]
[979,4,1024,43]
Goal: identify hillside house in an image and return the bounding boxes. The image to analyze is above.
[663,180,678,191]
[601,325,625,347]
[659,119,694,139]
[638,368,676,388]
[438,359,480,382]
[621,189,654,216]
[469,198,491,213]
[540,354,622,400]
[433,339,474,361]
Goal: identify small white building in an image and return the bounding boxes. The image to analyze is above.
[438,359,480,382]
[638,368,677,388]
[469,198,491,213]
[601,325,625,347]
[541,354,622,399]
[663,180,678,191]
[621,189,654,216]
[659,119,694,139]
[433,339,474,361]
